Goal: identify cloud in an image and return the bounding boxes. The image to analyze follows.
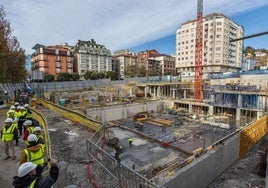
[1,0,268,54]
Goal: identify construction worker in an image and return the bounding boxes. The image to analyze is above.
[13,160,59,188]
[128,136,133,146]
[23,120,35,145]
[19,134,45,165]
[0,118,18,160]
[33,126,45,145]
[24,103,32,120]
[7,110,19,146]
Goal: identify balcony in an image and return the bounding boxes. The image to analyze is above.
[56,56,60,62]
[56,62,61,68]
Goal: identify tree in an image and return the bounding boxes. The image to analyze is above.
[97,72,105,79]
[244,46,255,56]
[84,71,93,80]
[0,5,27,82]
[57,72,71,81]
[106,71,116,80]
[71,73,80,81]
[44,74,54,82]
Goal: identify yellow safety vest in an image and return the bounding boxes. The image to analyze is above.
[1,124,16,142]
[24,145,45,165]
[26,110,32,119]
[27,126,35,134]
[29,179,36,188]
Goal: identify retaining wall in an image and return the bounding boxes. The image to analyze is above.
[86,101,167,122]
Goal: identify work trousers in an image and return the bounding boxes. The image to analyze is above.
[4,140,15,157]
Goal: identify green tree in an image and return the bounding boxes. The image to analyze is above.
[244,46,255,56]
[44,74,54,82]
[57,72,71,81]
[97,72,105,79]
[84,71,93,80]
[71,73,80,81]
[106,71,116,80]
[0,5,27,82]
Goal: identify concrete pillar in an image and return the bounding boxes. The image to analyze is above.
[189,103,193,113]
[154,86,156,99]
[257,111,263,119]
[145,86,147,98]
[237,94,242,108]
[184,90,187,99]
[208,106,214,115]
[236,108,241,128]
[157,86,160,98]
[172,88,175,99]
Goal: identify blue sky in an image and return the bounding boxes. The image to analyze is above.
[131,4,268,55]
[1,0,268,56]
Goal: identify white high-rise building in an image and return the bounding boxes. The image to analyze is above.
[176,13,243,75]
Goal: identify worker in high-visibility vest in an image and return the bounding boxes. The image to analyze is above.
[23,120,35,145]
[1,118,18,160]
[13,160,59,188]
[19,134,45,165]
[128,136,133,146]
[33,126,45,146]
[6,110,19,146]
[24,103,32,120]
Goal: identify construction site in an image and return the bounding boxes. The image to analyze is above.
[0,0,268,187]
[0,71,267,188]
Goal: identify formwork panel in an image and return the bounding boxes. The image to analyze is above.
[239,115,268,158]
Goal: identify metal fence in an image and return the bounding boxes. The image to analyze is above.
[86,125,162,188]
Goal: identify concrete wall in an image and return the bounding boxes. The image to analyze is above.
[86,101,167,122]
[163,135,239,188]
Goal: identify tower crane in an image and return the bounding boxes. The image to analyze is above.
[194,0,203,101]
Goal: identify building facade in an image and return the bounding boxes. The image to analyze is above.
[155,55,176,76]
[113,49,138,79]
[137,49,160,69]
[31,44,74,80]
[176,13,243,75]
[73,39,112,78]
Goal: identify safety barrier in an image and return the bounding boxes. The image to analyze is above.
[31,108,51,159]
[39,99,101,131]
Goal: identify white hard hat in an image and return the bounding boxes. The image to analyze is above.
[34,126,42,132]
[24,104,30,107]
[7,110,14,114]
[5,118,13,123]
[10,105,16,110]
[23,120,32,126]
[14,102,19,106]
[18,162,37,177]
[27,134,37,142]
[19,106,26,110]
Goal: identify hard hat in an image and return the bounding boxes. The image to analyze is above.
[19,106,26,110]
[27,134,37,142]
[18,162,37,177]
[5,118,13,123]
[14,102,19,106]
[10,105,16,110]
[7,110,14,114]
[23,120,32,126]
[24,104,30,108]
[34,126,42,132]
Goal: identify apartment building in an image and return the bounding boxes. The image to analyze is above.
[73,39,112,78]
[176,13,243,75]
[137,49,160,69]
[155,55,176,75]
[113,49,138,79]
[31,44,74,80]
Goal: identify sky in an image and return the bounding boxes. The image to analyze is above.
[1,0,268,56]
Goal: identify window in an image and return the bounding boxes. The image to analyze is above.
[217,22,222,25]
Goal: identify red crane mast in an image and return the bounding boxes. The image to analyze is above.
[194,0,203,101]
